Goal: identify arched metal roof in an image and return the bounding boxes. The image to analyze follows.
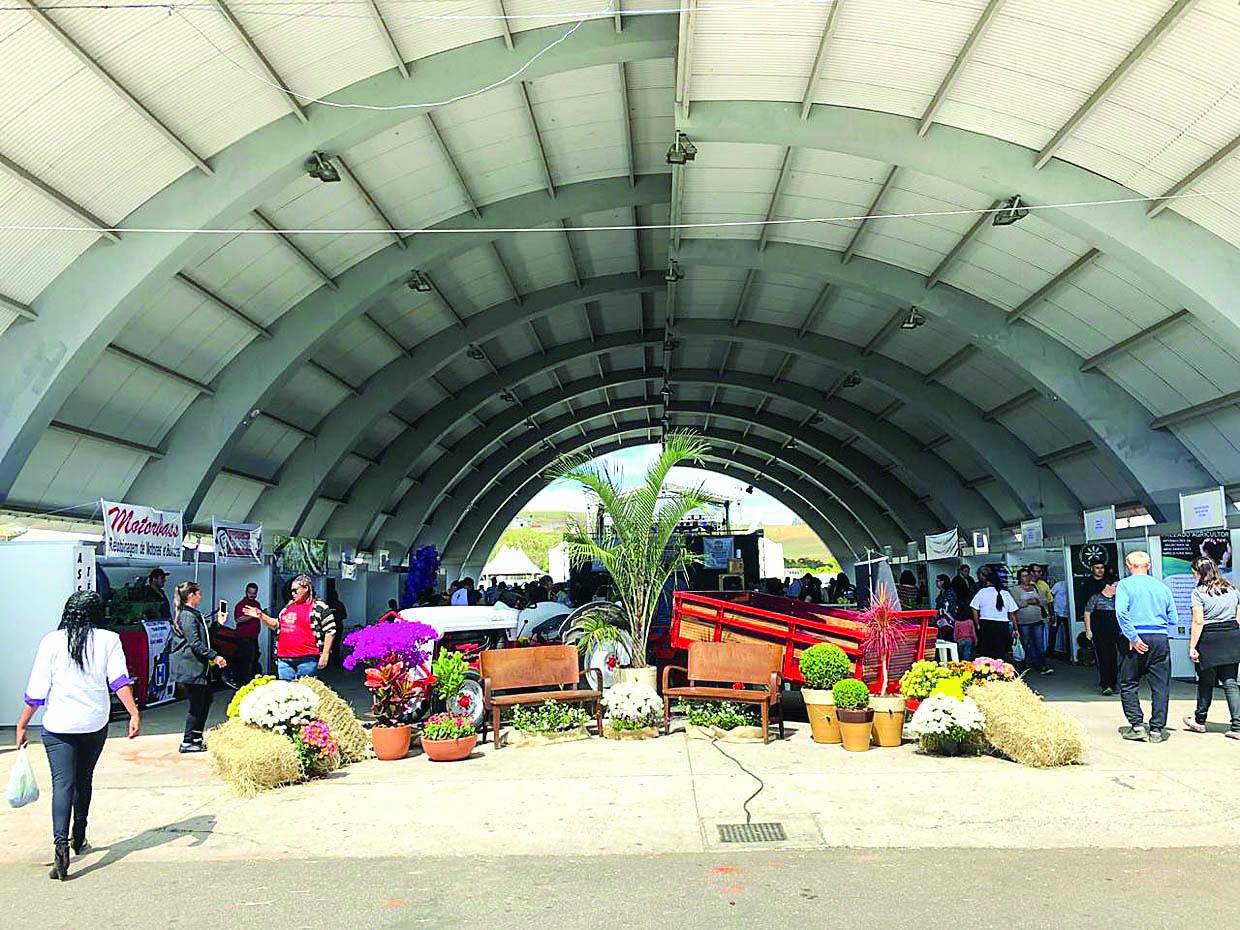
[1,2,1238,568]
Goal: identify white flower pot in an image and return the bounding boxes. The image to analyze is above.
[614,666,658,692]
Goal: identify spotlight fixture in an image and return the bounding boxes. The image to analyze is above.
[842,374,862,389]
[744,485,754,494]
[499,391,515,403]
[808,413,823,425]
[406,271,433,293]
[665,259,685,283]
[785,439,798,451]
[665,132,697,166]
[899,308,927,330]
[660,385,672,400]
[246,407,262,423]
[663,338,681,353]
[992,195,1029,227]
[304,151,341,183]
[466,346,485,361]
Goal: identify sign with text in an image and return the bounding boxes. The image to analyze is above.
[101,500,183,562]
[971,528,990,555]
[702,536,733,570]
[72,545,96,592]
[924,528,960,560]
[1179,487,1227,532]
[1020,518,1044,549]
[1083,505,1116,542]
[212,519,263,564]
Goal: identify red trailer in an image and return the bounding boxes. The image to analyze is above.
[669,590,936,693]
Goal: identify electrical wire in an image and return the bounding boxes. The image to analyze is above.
[1,184,1235,236]
[710,737,765,826]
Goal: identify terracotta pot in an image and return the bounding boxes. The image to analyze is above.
[870,694,907,747]
[370,724,412,761]
[801,688,841,744]
[835,707,875,753]
[615,666,658,692]
[420,733,477,762]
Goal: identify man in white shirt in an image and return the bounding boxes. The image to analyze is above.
[1049,576,1071,657]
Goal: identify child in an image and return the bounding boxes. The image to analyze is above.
[953,614,977,661]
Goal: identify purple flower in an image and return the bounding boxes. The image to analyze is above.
[342,621,438,671]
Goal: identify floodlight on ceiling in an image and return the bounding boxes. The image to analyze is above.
[899,308,927,330]
[406,271,433,293]
[744,485,754,494]
[499,391,515,403]
[466,346,485,361]
[663,338,681,353]
[665,259,685,283]
[992,195,1029,227]
[305,151,341,183]
[665,132,697,166]
[842,374,862,389]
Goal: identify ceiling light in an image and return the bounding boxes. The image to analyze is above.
[665,132,697,166]
[899,308,927,330]
[663,338,681,353]
[842,374,862,389]
[499,391,515,403]
[665,259,685,283]
[406,271,433,293]
[992,195,1029,227]
[744,485,754,494]
[466,346,485,361]
[305,151,341,183]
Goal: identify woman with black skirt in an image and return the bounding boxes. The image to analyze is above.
[169,581,227,753]
[1182,557,1240,738]
[969,573,1018,660]
[1084,576,1121,696]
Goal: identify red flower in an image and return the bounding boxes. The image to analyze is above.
[731,682,745,690]
[606,654,619,670]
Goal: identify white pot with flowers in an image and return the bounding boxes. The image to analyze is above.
[601,681,662,740]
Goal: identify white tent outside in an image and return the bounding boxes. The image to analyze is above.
[481,546,544,582]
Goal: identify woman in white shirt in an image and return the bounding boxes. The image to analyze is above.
[969,573,1018,661]
[15,590,141,881]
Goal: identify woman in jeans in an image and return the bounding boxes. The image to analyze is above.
[1013,568,1053,675]
[1182,557,1240,739]
[15,590,141,880]
[242,573,338,680]
[169,581,227,753]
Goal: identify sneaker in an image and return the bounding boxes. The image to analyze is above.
[1120,725,1148,741]
[1039,667,1055,676]
[1101,687,1115,696]
[1225,731,1240,741]
[1148,729,1168,743]
[178,741,207,754]
[1182,715,1207,733]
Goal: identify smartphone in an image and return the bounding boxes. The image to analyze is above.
[219,599,228,615]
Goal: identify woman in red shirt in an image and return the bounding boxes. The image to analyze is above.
[242,574,337,680]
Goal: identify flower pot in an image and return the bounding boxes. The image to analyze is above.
[602,722,660,740]
[870,694,907,747]
[614,666,658,692]
[801,688,841,744]
[835,707,875,752]
[370,724,412,761]
[420,733,477,762]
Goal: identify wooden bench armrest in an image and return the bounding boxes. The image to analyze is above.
[770,671,781,698]
[662,664,689,692]
[580,666,603,694]
[482,676,493,708]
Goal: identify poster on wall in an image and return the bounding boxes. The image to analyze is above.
[702,536,733,570]
[924,528,960,560]
[1020,518,1044,549]
[1069,542,1118,623]
[377,550,391,571]
[143,619,176,705]
[971,528,990,555]
[272,535,328,575]
[1179,487,1227,531]
[72,545,96,592]
[101,500,183,562]
[1160,531,1236,633]
[212,519,263,564]
[1083,506,1116,542]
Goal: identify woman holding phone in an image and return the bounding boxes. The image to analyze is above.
[169,581,227,753]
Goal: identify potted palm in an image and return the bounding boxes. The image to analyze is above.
[861,588,908,747]
[564,605,634,689]
[832,679,873,752]
[550,431,712,692]
[799,643,852,744]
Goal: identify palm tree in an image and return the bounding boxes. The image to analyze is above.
[548,432,713,669]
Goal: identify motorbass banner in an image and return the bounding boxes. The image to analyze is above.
[924,528,960,560]
[101,500,183,562]
[213,519,263,564]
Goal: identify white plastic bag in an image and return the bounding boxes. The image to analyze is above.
[1011,632,1026,663]
[6,747,40,809]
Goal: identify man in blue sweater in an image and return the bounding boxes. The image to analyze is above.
[1114,550,1177,743]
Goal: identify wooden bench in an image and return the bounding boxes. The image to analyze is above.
[661,641,785,743]
[480,644,603,749]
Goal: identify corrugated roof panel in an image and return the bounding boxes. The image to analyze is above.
[497,225,579,295]
[199,472,266,525]
[382,0,500,63]
[273,365,353,427]
[326,315,403,388]
[1171,151,1240,251]
[299,498,341,540]
[879,327,960,376]
[1051,452,1138,508]
[624,57,676,177]
[1171,406,1240,484]
[527,65,630,186]
[571,207,641,279]
[1100,353,1189,417]
[1123,327,1240,404]
[0,174,101,302]
[228,417,305,478]
[57,357,196,449]
[345,120,470,230]
[322,456,370,502]
[10,429,147,508]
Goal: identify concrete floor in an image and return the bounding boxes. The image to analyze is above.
[3,664,1239,870]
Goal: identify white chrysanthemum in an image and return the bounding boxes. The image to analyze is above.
[602,681,661,725]
[906,694,985,737]
[239,681,319,734]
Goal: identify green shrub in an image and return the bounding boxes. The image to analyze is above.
[831,678,870,710]
[799,643,851,690]
[675,700,760,730]
[431,651,469,702]
[511,700,590,733]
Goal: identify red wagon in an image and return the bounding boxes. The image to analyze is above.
[669,590,936,693]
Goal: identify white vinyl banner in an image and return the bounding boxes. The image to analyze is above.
[924,528,961,560]
[101,500,184,562]
[703,536,733,570]
[1083,506,1116,542]
[1020,518,1044,549]
[1180,487,1227,532]
[212,519,264,564]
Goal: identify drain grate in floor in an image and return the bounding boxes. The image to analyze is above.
[717,822,787,844]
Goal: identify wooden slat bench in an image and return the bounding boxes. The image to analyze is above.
[661,641,785,743]
[480,644,603,748]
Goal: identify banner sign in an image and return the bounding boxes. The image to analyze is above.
[1161,531,1236,633]
[101,500,183,562]
[971,528,990,555]
[212,519,263,564]
[1179,487,1227,531]
[1020,518,1044,549]
[924,528,960,560]
[73,545,96,592]
[143,619,176,705]
[272,534,328,575]
[703,536,733,570]
[906,541,921,561]
[1069,542,1118,623]
[1083,506,1116,542]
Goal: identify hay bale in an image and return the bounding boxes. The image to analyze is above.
[207,718,303,796]
[297,677,371,763]
[971,679,1086,768]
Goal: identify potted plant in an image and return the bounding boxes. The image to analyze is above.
[550,431,713,691]
[420,712,477,761]
[860,588,908,746]
[906,693,986,757]
[798,643,852,744]
[363,661,432,760]
[506,700,592,748]
[601,681,661,740]
[832,679,873,752]
[674,700,764,743]
[431,650,472,714]
[564,606,634,689]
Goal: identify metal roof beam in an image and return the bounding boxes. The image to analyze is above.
[1035,441,1095,467]
[670,163,687,251]
[982,388,1040,422]
[18,0,211,173]
[918,0,1005,136]
[615,0,623,32]
[309,361,360,396]
[618,63,636,187]
[731,269,759,326]
[252,210,338,290]
[364,312,411,356]
[1150,389,1240,431]
[962,474,995,490]
[175,272,271,338]
[632,207,643,279]
[49,420,163,459]
[1148,133,1240,218]
[842,166,900,265]
[0,290,36,323]
[823,369,857,402]
[0,150,118,242]
[876,400,904,421]
[798,282,836,337]
[1034,0,1197,170]
[561,219,583,288]
[423,274,466,328]
[426,113,481,219]
[335,154,405,249]
[582,304,597,343]
[492,243,524,304]
[1080,308,1192,372]
[757,147,795,252]
[921,434,952,453]
[519,82,556,197]
[800,0,844,119]
[212,1,308,123]
[1007,248,1099,325]
[922,344,978,384]
[862,306,910,357]
[674,0,699,119]
[221,466,276,488]
[365,0,409,78]
[496,0,514,49]
[104,344,214,396]
[926,199,1002,288]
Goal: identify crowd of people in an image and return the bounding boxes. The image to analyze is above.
[764,572,855,603]
[436,574,573,608]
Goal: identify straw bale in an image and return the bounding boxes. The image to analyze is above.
[207,718,303,796]
[297,677,372,763]
[970,679,1086,768]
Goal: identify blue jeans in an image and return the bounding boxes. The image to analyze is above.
[957,639,974,661]
[42,726,107,845]
[277,656,319,680]
[1019,622,1047,671]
